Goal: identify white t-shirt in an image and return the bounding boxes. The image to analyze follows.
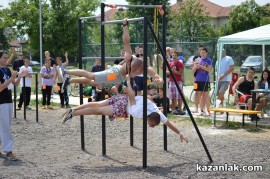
[216,56,234,82]
[19,65,33,87]
[128,96,168,124]
[56,63,67,83]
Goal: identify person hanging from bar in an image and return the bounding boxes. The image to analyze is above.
[61,74,188,143]
[61,18,163,92]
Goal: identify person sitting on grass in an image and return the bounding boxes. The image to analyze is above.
[61,74,188,143]
[61,18,163,91]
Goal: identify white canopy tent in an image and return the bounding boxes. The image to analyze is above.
[213,25,270,120]
[217,24,270,71]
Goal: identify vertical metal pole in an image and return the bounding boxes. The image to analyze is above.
[130,84,135,146]
[13,85,17,119]
[78,18,85,150]
[39,0,42,67]
[101,3,106,155]
[143,16,148,169]
[23,77,26,120]
[35,74,39,122]
[162,4,168,151]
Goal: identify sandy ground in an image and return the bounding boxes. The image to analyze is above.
[1,108,270,179]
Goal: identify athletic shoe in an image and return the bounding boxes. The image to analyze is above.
[66,104,71,108]
[26,106,32,110]
[176,109,186,115]
[47,105,54,109]
[62,108,74,124]
[171,110,179,115]
[16,107,21,110]
[6,152,18,161]
[192,108,199,113]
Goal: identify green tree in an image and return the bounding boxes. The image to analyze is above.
[229,0,263,33]
[0,0,100,59]
[167,0,216,42]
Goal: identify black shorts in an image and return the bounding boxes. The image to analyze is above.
[134,76,144,91]
[194,81,210,92]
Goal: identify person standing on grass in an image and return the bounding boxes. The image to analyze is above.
[0,50,28,161]
[17,58,33,110]
[40,60,55,109]
[55,52,70,108]
[216,50,234,107]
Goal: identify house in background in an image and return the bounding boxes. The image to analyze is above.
[171,0,233,27]
[102,0,233,27]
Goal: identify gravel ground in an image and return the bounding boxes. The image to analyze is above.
[1,108,270,179]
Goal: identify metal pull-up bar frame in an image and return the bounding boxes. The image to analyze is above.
[78,2,213,169]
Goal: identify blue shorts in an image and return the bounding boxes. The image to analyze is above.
[134,76,144,91]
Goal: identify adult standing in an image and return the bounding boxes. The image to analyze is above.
[193,47,212,116]
[12,52,24,72]
[43,51,56,97]
[40,60,55,109]
[0,50,27,161]
[55,52,69,108]
[91,58,103,97]
[216,50,234,107]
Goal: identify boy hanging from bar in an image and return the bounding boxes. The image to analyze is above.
[62,74,188,143]
[61,18,163,91]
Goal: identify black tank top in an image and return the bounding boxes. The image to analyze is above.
[238,76,254,95]
[0,67,12,104]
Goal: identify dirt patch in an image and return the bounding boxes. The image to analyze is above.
[1,109,270,178]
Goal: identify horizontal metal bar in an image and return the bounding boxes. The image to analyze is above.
[101,17,144,25]
[105,4,161,8]
[80,15,100,20]
[82,57,124,60]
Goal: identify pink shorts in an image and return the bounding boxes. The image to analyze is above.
[107,94,128,121]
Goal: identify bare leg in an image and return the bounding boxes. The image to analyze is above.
[195,91,199,109]
[204,92,210,112]
[218,92,225,107]
[70,77,99,86]
[73,99,109,111]
[67,69,95,80]
[72,106,114,117]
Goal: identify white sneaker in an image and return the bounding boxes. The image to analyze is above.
[192,108,199,113]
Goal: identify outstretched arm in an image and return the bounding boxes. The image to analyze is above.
[147,66,163,84]
[5,48,16,66]
[123,18,132,66]
[164,120,189,143]
[126,74,136,106]
[64,52,69,66]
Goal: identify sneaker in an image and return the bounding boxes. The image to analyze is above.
[66,104,71,108]
[47,105,54,109]
[251,115,260,122]
[61,75,70,92]
[6,152,18,161]
[192,108,199,113]
[62,108,74,124]
[171,110,178,115]
[16,107,21,110]
[176,109,186,115]
[26,106,32,110]
[61,104,65,108]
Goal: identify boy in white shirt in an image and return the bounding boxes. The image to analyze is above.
[62,75,188,143]
[17,58,33,110]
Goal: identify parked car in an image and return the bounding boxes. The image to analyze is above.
[240,56,267,72]
[29,60,40,67]
[185,55,194,68]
